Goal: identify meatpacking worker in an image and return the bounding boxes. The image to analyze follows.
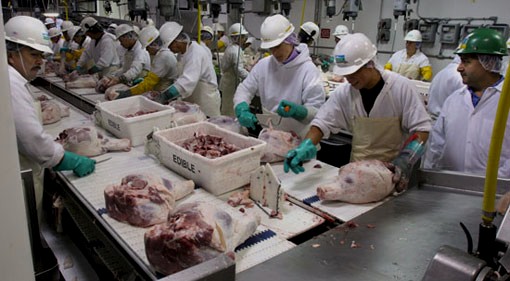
[284,33,432,191]
[5,16,96,219]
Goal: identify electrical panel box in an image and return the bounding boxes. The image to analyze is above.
[404,19,419,33]
[461,24,481,39]
[251,0,272,15]
[440,24,461,44]
[378,18,392,30]
[488,24,510,41]
[377,18,392,43]
[419,22,438,43]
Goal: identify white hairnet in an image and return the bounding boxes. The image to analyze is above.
[478,54,503,73]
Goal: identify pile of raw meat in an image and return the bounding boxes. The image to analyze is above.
[55,126,131,157]
[316,160,395,204]
[258,127,301,163]
[64,74,98,89]
[36,95,70,125]
[104,173,194,227]
[181,133,240,159]
[123,109,159,118]
[144,201,260,275]
[168,101,207,126]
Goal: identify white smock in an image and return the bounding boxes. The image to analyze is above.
[427,57,464,120]
[387,49,431,80]
[424,80,510,177]
[77,32,120,77]
[220,43,249,116]
[111,40,151,81]
[234,43,325,134]
[173,41,221,117]
[51,37,64,59]
[9,65,65,220]
[200,41,213,61]
[151,48,178,91]
[312,70,431,155]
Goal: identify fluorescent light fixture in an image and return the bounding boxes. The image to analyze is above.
[43,12,60,17]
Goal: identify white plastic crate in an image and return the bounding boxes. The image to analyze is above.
[95,96,175,146]
[150,122,266,195]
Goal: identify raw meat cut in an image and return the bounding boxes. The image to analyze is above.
[168,100,207,126]
[104,174,194,227]
[96,76,111,93]
[227,189,253,208]
[104,84,130,100]
[207,116,242,134]
[181,133,240,159]
[65,75,98,89]
[55,126,131,157]
[40,100,70,125]
[62,71,80,82]
[123,109,159,118]
[142,91,160,101]
[144,201,260,275]
[258,128,301,163]
[317,160,395,204]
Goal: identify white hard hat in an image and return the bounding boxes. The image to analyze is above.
[229,23,248,36]
[246,37,255,44]
[260,14,295,49]
[333,25,349,39]
[201,25,214,35]
[212,22,225,33]
[67,26,82,42]
[159,21,183,47]
[132,25,140,35]
[405,29,422,42]
[506,37,510,49]
[5,16,53,54]
[48,27,62,38]
[80,17,98,32]
[332,33,377,76]
[115,24,134,39]
[109,23,118,29]
[45,18,55,25]
[301,22,319,42]
[146,19,154,26]
[61,21,74,32]
[139,26,159,48]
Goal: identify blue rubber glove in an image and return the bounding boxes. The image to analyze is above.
[60,47,70,53]
[284,139,317,174]
[235,102,258,130]
[158,85,180,103]
[88,65,101,74]
[53,151,96,177]
[276,100,308,121]
[116,89,132,100]
[76,65,86,74]
[132,77,144,85]
[387,133,426,192]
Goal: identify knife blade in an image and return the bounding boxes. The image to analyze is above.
[94,157,112,164]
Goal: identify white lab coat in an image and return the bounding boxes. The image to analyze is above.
[77,32,120,73]
[220,43,249,116]
[424,80,510,177]
[174,41,221,117]
[200,41,213,61]
[151,48,178,91]
[427,57,464,120]
[112,40,151,81]
[501,56,509,76]
[388,49,431,80]
[51,37,64,57]
[234,43,325,123]
[8,65,64,167]
[312,70,432,139]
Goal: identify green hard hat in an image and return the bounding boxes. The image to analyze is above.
[455,28,508,56]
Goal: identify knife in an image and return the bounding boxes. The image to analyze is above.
[93,156,112,164]
[256,113,283,128]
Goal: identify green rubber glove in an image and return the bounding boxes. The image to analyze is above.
[276,100,308,121]
[132,77,144,85]
[88,65,101,74]
[53,151,96,177]
[387,133,426,192]
[158,85,180,103]
[116,89,132,100]
[284,139,317,174]
[60,47,70,53]
[235,102,258,130]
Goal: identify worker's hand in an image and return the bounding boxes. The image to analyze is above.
[383,160,410,193]
[132,77,144,85]
[235,102,258,130]
[115,89,132,100]
[53,151,96,177]
[284,139,317,174]
[88,65,101,74]
[75,66,86,75]
[158,85,180,104]
[497,191,510,215]
[277,100,308,121]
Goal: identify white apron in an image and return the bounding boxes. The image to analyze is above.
[350,81,403,162]
[396,63,420,80]
[184,81,221,117]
